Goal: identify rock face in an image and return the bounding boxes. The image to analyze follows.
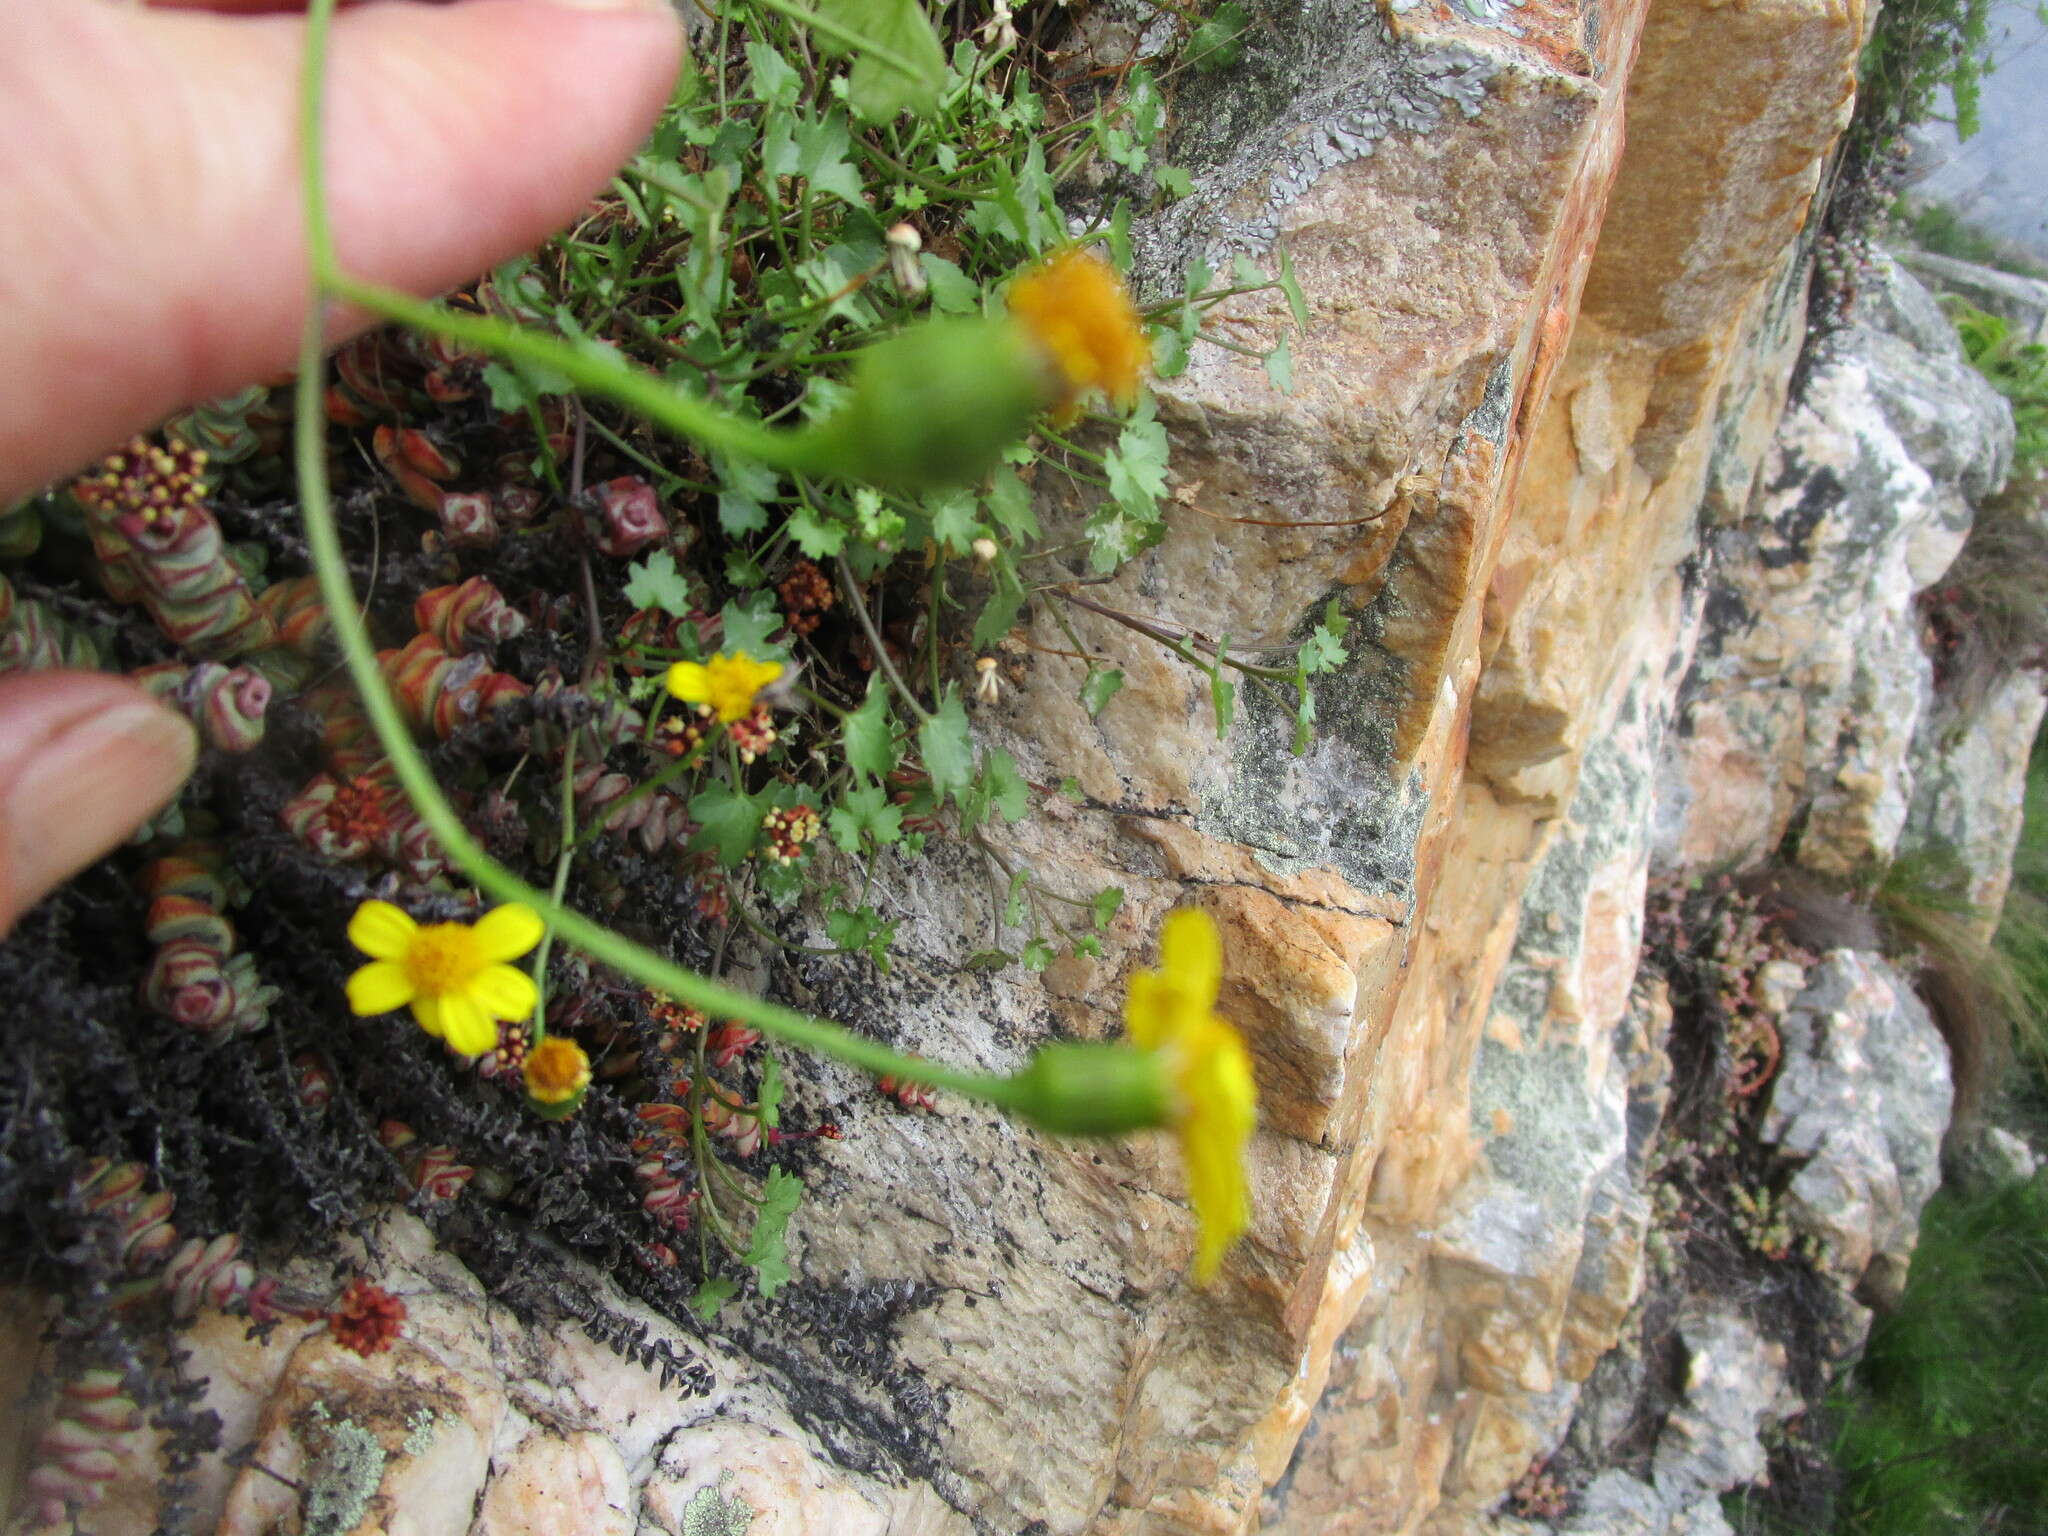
[5,1,2040,1534]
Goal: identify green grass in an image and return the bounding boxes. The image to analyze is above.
[1896,201,2048,281]
[1825,745,2048,1535]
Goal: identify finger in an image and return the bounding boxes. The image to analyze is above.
[0,0,681,504]
[0,672,198,934]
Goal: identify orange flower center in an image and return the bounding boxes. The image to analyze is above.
[400,924,486,996]
[524,1037,591,1104]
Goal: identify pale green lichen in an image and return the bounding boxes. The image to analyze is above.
[303,1402,386,1536]
[401,1407,440,1458]
[681,1470,757,1536]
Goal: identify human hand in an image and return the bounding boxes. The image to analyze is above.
[0,0,682,931]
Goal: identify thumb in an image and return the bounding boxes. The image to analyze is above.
[0,673,199,934]
[0,0,682,504]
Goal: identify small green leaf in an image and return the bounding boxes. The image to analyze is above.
[926,489,983,553]
[691,1277,739,1322]
[982,749,1030,824]
[624,549,693,617]
[1276,240,1310,331]
[718,591,787,662]
[1070,934,1103,959]
[1021,938,1056,972]
[1189,1,1250,72]
[825,905,898,969]
[746,40,801,107]
[810,0,949,120]
[1298,619,1348,675]
[786,502,847,559]
[1265,334,1295,395]
[841,680,899,780]
[745,1167,803,1299]
[920,254,983,314]
[790,114,868,207]
[688,782,765,866]
[1004,868,1030,927]
[1058,776,1084,802]
[1081,667,1124,717]
[1106,410,1171,513]
[1210,639,1237,739]
[1156,164,1194,199]
[983,467,1040,541]
[828,781,903,853]
[972,570,1027,651]
[756,1053,784,1130]
[918,688,975,803]
[1091,886,1124,930]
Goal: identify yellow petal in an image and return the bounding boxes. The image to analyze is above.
[1158,907,1221,1006]
[411,993,445,1039]
[472,903,544,964]
[348,900,417,961]
[1178,1016,1256,1284]
[666,661,711,704]
[1123,970,1170,1050]
[346,960,415,1017]
[469,963,539,1022]
[436,994,497,1057]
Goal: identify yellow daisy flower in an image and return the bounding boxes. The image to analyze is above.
[1006,248,1151,414]
[345,900,542,1058]
[523,1035,592,1107]
[1124,906,1256,1284]
[666,650,784,724]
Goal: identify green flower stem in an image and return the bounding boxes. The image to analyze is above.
[321,269,820,474]
[296,0,1028,1114]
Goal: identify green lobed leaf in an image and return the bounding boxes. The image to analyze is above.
[1265,334,1296,395]
[745,1167,804,1299]
[688,782,766,866]
[1081,667,1124,717]
[982,466,1040,540]
[828,781,903,852]
[717,591,788,663]
[1091,886,1124,930]
[982,749,1030,824]
[746,40,801,107]
[624,549,694,617]
[808,0,949,121]
[1189,1,1251,71]
[920,254,983,315]
[840,679,900,780]
[786,502,847,559]
[756,1053,784,1130]
[918,688,975,803]
[691,1277,739,1322]
[926,489,984,553]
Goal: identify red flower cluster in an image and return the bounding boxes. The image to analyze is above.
[329,1277,407,1357]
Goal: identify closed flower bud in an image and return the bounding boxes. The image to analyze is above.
[802,318,1050,490]
[1004,1041,1172,1136]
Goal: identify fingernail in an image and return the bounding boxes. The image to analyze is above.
[539,0,675,13]
[8,702,197,908]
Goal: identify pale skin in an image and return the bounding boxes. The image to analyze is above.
[0,0,682,931]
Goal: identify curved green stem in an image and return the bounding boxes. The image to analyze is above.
[295,0,1026,1113]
